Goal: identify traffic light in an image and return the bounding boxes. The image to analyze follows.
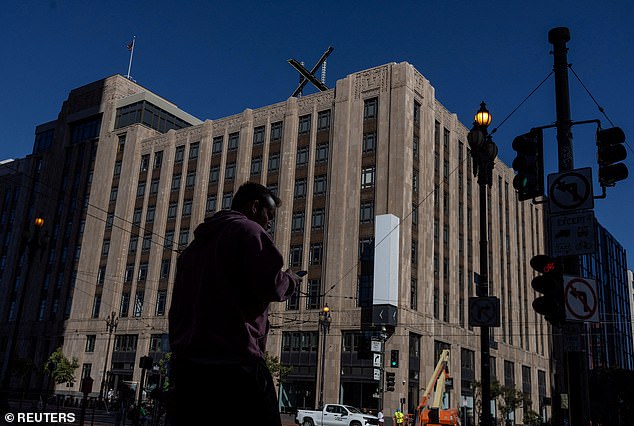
[596,127,628,186]
[390,349,399,368]
[530,255,565,325]
[385,371,396,392]
[512,129,544,201]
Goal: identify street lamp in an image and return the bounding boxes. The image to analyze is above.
[467,102,497,426]
[0,217,47,413]
[318,304,331,409]
[99,311,118,403]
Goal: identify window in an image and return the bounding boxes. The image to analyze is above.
[140,155,150,172]
[185,171,196,187]
[153,151,163,169]
[206,195,217,213]
[85,335,96,352]
[294,179,307,198]
[228,132,239,151]
[150,178,159,194]
[310,242,323,265]
[414,101,421,123]
[314,175,327,196]
[312,208,325,230]
[298,115,311,134]
[167,203,177,219]
[251,157,262,175]
[120,293,130,317]
[413,136,419,158]
[136,262,148,282]
[307,279,321,309]
[317,110,331,130]
[156,290,167,316]
[225,162,236,180]
[134,291,144,317]
[137,182,146,198]
[316,144,329,163]
[410,278,418,310]
[291,212,304,233]
[175,145,185,163]
[179,229,189,246]
[289,245,303,267]
[189,142,199,159]
[270,121,283,141]
[268,153,280,172]
[212,136,223,154]
[164,231,174,249]
[105,213,114,229]
[209,166,220,183]
[222,192,232,209]
[296,147,309,167]
[363,132,376,153]
[361,166,375,189]
[125,264,134,282]
[142,234,152,251]
[109,187,118,202]
[360,201,374,223]
[113,161,122,177]
[160,259,170,279]
[253,126,265,145]
[128,236,138,253]
[102,240,110,256]
[182,199,192,216]
[146,205,156,223]
[364,98,378,119]
[91,294,101,318]
[118,135,126,153]
[171,175,181,191]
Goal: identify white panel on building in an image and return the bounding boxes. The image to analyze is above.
[372,214,399,307]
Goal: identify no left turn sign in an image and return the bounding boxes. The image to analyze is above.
[564,276,599,322]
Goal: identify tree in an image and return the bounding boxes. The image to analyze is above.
[43,347,80,386]
[473,380,542,426]
[264,352,292,385]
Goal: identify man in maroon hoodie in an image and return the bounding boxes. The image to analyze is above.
[167,182,300,425]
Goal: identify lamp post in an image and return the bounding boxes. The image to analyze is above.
[0,217,47,414]
[318,304,331,409]
[99,311,118,403]
[467,102,497,426]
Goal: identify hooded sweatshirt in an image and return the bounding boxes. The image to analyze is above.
[168,209,297,363]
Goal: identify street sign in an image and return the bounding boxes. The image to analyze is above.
[373,353,382,367]
[468,297,500,327]
[548,167,594,214]
[549,210,596,257]
[564,276,599,322]
[371,340,382,353]
[373,369,381,381]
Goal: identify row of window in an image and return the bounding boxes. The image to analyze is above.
[92,289,167,319]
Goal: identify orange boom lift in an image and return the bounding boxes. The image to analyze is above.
[415,349,460,426]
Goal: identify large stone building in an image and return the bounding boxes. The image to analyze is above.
[0,63,552,423]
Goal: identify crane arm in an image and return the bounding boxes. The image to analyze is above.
[416,349,450,411]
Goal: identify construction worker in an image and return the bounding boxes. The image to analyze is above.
[394,409,404,426]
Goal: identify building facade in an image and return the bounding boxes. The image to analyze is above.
[0,63,552,423]
[581,222,633,370]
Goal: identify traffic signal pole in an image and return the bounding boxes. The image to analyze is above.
[548,27,590,426]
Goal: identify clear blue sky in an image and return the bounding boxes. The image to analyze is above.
[2,0,633,268]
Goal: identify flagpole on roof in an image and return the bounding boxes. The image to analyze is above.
[126,36,136,80]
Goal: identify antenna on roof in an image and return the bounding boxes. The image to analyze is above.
[288,46,334,98]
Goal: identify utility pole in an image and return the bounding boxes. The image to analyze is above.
[547,27,590,426]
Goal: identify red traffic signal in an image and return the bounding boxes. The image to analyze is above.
[530,255,565,325]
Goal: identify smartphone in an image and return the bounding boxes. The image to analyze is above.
[296,270,308,277]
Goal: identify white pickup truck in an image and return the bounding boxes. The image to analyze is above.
[295,404,379,426]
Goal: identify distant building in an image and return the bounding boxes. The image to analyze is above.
[580,224,633,370]
[0,65,552,423]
